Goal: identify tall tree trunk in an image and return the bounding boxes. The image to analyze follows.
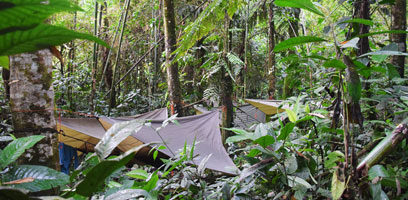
[195,38,206,100]
[68,11,77,111]
[283,8,299,99]
[108,0,130,116]
[2,68,10,101]
[355,0,370,56]
[90,1,99,113]
[163,0,183,116]
[221,10,233,145]
[390,0,406,78]
[9,50,58,169]
[267,2,276,100]
[101,2,113,91]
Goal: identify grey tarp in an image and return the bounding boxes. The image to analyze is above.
[100,111,238,175]
[129,110,238,175]
[59,109,238,175]
[194,104,266,130]
[98,108,168,130]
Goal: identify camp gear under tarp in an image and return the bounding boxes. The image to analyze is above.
[194,104,266,130]
[234,104,266,129]
[58,109,238,175]
[245,99,290,115]
[59,142,79,175]
[57,108,168,152]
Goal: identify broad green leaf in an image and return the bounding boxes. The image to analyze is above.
[107,181,122,188]
[105,189,148,200]
[323,59,347,70]
[76,144,150,196]
[331,170,346,200]
[76,154,134,196]
[247,149,261,157]
[287,175,312,189]
[226,134,252,143]
[368,165,390,180]
[274,36,326,52]
[359,50,408,57]
[275,0,324,16]
[370,183,389,200]
[286,109,297,123]
[0,135,44,169]
[2,165,69,192]
[0,56,9,69]
[357,30,408,38]
[190,137,196,160]
[324,151,344,169]
[126,169,149,180]
[95,119,144,159]
[386,64,401,80]
[237,158,273,182]
[304,103,310,113]
[345,66,362,103]
[277,122,295,140]
[254,135,275,148]
[284,156,298,174]
[338,18,374,26]
[153,150,158,161]
[223,127,250,135]
[0,24,109,56]
[372,43,398,62]
[305,54,328,60]
[143,172,159,192]
[0,0,82,31]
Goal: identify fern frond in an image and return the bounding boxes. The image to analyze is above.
[173,0,243,62]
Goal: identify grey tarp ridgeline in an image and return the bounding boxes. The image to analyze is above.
[58,108,238,175]
[194,104,266,130]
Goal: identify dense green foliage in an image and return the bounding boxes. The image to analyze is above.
[0,0,407,199]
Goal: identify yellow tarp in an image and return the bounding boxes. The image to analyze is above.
[244,99,290,115]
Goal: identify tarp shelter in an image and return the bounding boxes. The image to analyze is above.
[58,109,238,175]
[194,104,266,130]
[57,108,168,152]
[244,99,290,115]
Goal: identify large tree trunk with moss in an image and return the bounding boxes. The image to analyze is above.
[9,49,59,169]
[221,10,233,145]
[163,0,183,116]
[390,0,406,78]
[267,3,276,99]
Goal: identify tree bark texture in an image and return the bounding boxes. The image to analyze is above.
[283,8,299,99]
[102,5,113,90]
[355,0,370,56]
[267,3,276,100]
[163,0,183,116]
[221,10,234,145]
[2,68,10,100]
[390,0,406,78]
[9,50,59,169]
